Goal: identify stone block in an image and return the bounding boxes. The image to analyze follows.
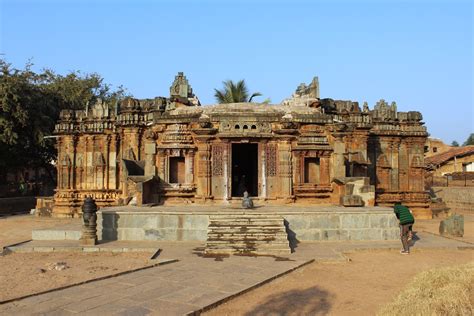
[285,215,311,230]
[369,215,388,228]
[32,230,66,240]
[65,231,81,240]
[382,228,400,240]
[439,214,464,237]
[118,215,157,229]
[157,215,179,228]
[387,215,399,227]
[321,229,349,241]
[308,215,340,229]
[295,229,321,241]
[342,195,364,207]
[182,215,209,230]
[360,185,375,193]
[118,228,145,240]
[80,238,97,246]
[348,229,382,240]
[183,229,208,241]
[101,213,118,229]
[83,247,100,252]
[34,247,54,252]
[144,228,165,240]
[101,228,118,241]
[340,214,369,229]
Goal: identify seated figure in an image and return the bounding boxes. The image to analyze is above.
[242,191,254,209]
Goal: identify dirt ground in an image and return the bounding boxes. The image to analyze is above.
[0,215,154,302]
[0,252,154,302]
[205,249,474,316]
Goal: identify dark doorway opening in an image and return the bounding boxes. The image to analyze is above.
[169,157,185,184]
[232,143,258,197]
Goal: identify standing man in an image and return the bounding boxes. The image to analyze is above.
[393,202,415,255]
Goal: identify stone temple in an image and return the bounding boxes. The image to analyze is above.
[53,73,430,221]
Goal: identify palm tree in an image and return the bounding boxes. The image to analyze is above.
[214,79,262,103]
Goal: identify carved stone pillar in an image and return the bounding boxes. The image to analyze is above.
[196,142,211,199]
[333,135,346,179]
[108,134,118,190]
[278,141,293,199]
[320,154,330,186]
[223,141,230,201]
[185,149,195,184]
[144,131,157,177]
[85,136,94,190]
[157,149,166,181]
[260,142,267,199]
[390,139,400,192]
[294,151,302,186]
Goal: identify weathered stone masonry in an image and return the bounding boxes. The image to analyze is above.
[53,73,430,218]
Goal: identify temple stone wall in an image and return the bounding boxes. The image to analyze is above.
[97,208,399,241]
[52,74,430,217]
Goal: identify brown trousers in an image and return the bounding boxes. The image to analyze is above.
[400,224,412,252]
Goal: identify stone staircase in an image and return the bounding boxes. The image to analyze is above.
[204,214,291,256]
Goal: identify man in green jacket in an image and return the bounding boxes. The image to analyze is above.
[394,202,415,255]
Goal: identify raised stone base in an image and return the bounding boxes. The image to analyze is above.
[97,205,399,242]
[80,238,97,246]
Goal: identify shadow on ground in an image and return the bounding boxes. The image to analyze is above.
[244,286,333,316]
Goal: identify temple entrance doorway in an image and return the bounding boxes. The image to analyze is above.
[231,143,258,197]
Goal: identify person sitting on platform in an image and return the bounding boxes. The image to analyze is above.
[242,191,254,209]
[393,202,415,255]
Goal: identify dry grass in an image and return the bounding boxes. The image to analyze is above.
[378,262,474,316]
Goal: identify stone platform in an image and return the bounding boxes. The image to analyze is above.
[98,205,400,242]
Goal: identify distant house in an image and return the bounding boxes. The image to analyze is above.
[424,138,453,158]
[425,146,474,176]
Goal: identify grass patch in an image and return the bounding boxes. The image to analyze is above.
[378,262,474,316]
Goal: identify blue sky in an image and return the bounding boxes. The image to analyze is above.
[1,0,472,144]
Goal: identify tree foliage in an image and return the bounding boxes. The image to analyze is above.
[0,58,127,173]
[214,79,262,103]
[463,133,474,146]
[451,141,459,147]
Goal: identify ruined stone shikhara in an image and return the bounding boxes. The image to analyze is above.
[53,73,430,219]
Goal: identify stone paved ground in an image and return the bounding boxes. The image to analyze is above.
[1,232,472,316]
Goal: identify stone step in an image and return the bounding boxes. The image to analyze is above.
[209,221,284,226]
[209,219,285,225]
[205,214,290,256]
[206,240,289,246]
[209,215,283,219]
[206,240,289,249]
[204,248,291,255]
[207,232,288,239]
[207,225,285,231]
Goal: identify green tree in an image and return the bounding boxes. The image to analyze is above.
[0,58,128,181]
[451,140,459,147]
[463,133,474,146]
[214,79,262,103]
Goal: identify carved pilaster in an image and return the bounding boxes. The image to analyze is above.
[196,142,211,199]
[278,141,293,199]
[320,155,330,186]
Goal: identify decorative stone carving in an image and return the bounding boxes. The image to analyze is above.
[212,145,224,176]
[266,144,277,177]
[52,74,429,217]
